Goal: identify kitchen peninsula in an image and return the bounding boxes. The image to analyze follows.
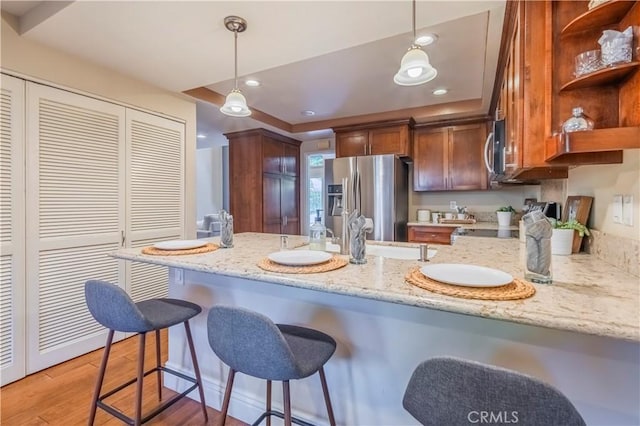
[113,233,639,425]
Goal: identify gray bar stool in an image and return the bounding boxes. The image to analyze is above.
[403,357,585,426]
[84,280,208,425]
[207,305,337,426]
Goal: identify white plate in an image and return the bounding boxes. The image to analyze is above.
[268,250,333,266]
[420,264,513,287]
[153,240,208,250]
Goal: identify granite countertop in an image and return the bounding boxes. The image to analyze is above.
[112,233,639,342]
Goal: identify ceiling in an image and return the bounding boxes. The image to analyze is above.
[2,1,506,145]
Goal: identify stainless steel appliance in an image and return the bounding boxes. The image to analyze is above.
[325,155,408,241]
[484,118,506,181]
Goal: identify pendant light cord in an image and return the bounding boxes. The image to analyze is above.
[412,0,416,41]
[233,30,238,90]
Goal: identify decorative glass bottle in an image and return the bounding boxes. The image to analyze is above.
[562,107,594,133]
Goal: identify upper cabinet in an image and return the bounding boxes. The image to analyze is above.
[496,0,568,180]
[333,119,414,158]
[497,0,638,179]
[545,0,640,163]
[413,122,489,192]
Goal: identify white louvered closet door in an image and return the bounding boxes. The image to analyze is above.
[125,109,184,302]
[0,74,26,386]
[26,83,126,373]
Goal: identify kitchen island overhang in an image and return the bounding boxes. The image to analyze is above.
[112,233,640,425]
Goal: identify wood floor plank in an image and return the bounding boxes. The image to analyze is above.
[0,330,247,426]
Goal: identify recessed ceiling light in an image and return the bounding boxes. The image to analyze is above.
[301,110,316,116]
[197,134,207,139]
[245,79,260,87]
[432,88,448,96]
[415,33,438,46]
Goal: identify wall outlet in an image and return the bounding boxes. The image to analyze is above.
[449,201,457,210]
[613,195,623,224]
[622,195,633,226]
[173,268,184,286]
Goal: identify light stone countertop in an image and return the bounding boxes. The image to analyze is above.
[112,232,640,342]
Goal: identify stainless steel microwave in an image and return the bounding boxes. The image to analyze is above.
[484,119,506,181]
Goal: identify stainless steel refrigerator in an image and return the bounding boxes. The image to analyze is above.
[324,155,408,242]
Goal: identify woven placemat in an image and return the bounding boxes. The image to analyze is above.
[141,243,219,256]
[258,255,348,274]
[405,267,535,301]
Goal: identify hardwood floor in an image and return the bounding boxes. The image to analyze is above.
[0,330,247,425]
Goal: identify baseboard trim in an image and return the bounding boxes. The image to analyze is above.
[164,361,329,425]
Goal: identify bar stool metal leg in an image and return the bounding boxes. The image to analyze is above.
[88,330,114,426]
[219,368,236,426]
[283,380,292,426]
[184,321,208,422]
[266,380,272,426]
[134,332,146,426]
[155,329,162,401]
[319,367,336,426]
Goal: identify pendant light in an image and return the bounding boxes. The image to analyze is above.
[394,0,437,86]
[220,16,251,117]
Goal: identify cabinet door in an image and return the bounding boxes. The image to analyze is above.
[449,124,488,191]
[263,137,283,175]
[263,174,282,234]
[336,130,368,158]
[126,110,184,302]
[369,125,409,156]
[25,83,126,374]
[281,177,299,235]
[413,128,448,191]
[504,2,523,173]
[0,74,26,386]
[282,143,299,177]
[229,133,263,233]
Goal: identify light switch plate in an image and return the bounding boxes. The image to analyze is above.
[623,195,633,226]
[449,201,457,210]
[613,195,623,224]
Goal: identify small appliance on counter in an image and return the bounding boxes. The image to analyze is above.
[528,201,561,221]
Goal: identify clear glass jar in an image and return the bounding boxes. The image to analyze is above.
[562,107,594,133]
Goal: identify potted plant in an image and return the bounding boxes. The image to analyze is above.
[551,219,590,255]
[496,206,516,227]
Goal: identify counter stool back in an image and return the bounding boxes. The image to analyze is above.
[84,280,208,425]
[207,305,337,426]
[403,357,585,426]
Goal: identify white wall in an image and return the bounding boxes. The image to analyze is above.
[409,167,541,220]
[195,147,224,221]
[1,11,198,235]
[567,150,640,239]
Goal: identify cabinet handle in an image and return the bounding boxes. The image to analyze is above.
[121,230,125,247]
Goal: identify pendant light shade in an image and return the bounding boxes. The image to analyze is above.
[394,46,437,86]
[220,89,251,117]
[220,16,251,117]
[394,0,437,86]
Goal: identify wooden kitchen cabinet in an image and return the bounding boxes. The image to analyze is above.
[334,119,414,158]
[544,0,639,163]
[226,128,301,235]
[413,123,489,191]
[495,0,568,180]
[495,0,638,178]
[408,225,457,245]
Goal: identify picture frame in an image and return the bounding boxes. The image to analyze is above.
[562,196,593,253]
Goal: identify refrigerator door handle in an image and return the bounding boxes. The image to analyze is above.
[356,171,362,213]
